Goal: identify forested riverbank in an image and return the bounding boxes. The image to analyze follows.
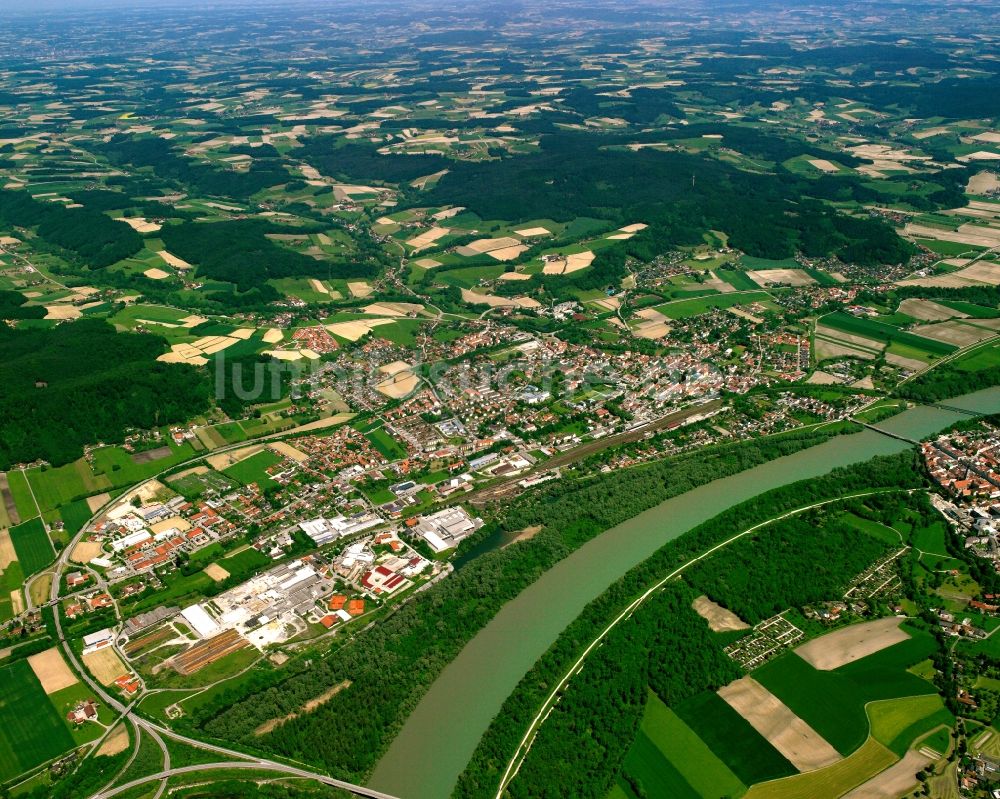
[454,453,925,799]
[188,427,843,781]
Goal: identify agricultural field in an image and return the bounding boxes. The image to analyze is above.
[8,518,55,575]
[655,291,775,320]
[0,660,75,782]
[617,623,943,799]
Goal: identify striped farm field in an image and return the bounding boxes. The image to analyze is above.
[819,312,956,356]
[617,691,746,799]
[673,690,796,786]
[742,737,896,799]
[8,517,55,575]
[0,660,75,781]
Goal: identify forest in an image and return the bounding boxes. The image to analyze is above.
[505,583,741,799]
[420,131,921,266]
[94,135,293,201]
[685,511,890,624]
[454,452,925,799]
[0,319,211,469]
[159,219,377,295]
[0,289,44,320]
[0,188,142,268]
[191,427,840,781]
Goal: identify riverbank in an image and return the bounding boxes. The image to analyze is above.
[368,387,1000,799]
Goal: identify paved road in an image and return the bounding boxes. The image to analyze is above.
[41,449,398,799]
[91,761,402,799]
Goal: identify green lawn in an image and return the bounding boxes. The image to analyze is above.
[9,517,55,575]
[0,660,75,781]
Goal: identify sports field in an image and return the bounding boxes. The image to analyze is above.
[0,660,75,781]
[8,517,55,575]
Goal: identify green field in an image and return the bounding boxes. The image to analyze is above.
[955,344,1000,373]
[819,312,956,357]
[222,450,283,490]
[618,691,746,799]
[716,269,761,291]
[4,470,38,521]
[0,660,75,781]
[938,300,1000,319]
[58,499,93,537]
[9,517,55,575]
[673,690,796,786]
[754,629,937,755]
[365,427,407,460]
[655,291,773,320]
[869,694,953,756]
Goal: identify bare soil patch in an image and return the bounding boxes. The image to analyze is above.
[83,647,129,686]
[28,647,80,694]
[203,563,231,582]
[795,617,909,670]
[692,595,750,632]
[0,529,15,570]
[70,541,104,564]
[254,680,352,736]
[96,724,130,757]
[898,298,965,322]
[841,749,931,798]
[719,677,841,772]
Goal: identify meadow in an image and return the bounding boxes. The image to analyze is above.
[222,450,284,490]
[655,291,774,320]
[0,660,75,781]
[9,518,55,575]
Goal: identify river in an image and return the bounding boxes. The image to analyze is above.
[368,389,1000,799]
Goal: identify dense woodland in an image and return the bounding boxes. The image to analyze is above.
[191,427,840,781]
[0,289,43,320]
[94,136,293,201]
[455,452,925,799]
[0,319,211,469]
[420,131,929,266]
[0,188,142,268]
[160,219,378,297]
[686,512,890,624]
[507,583,741,799]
